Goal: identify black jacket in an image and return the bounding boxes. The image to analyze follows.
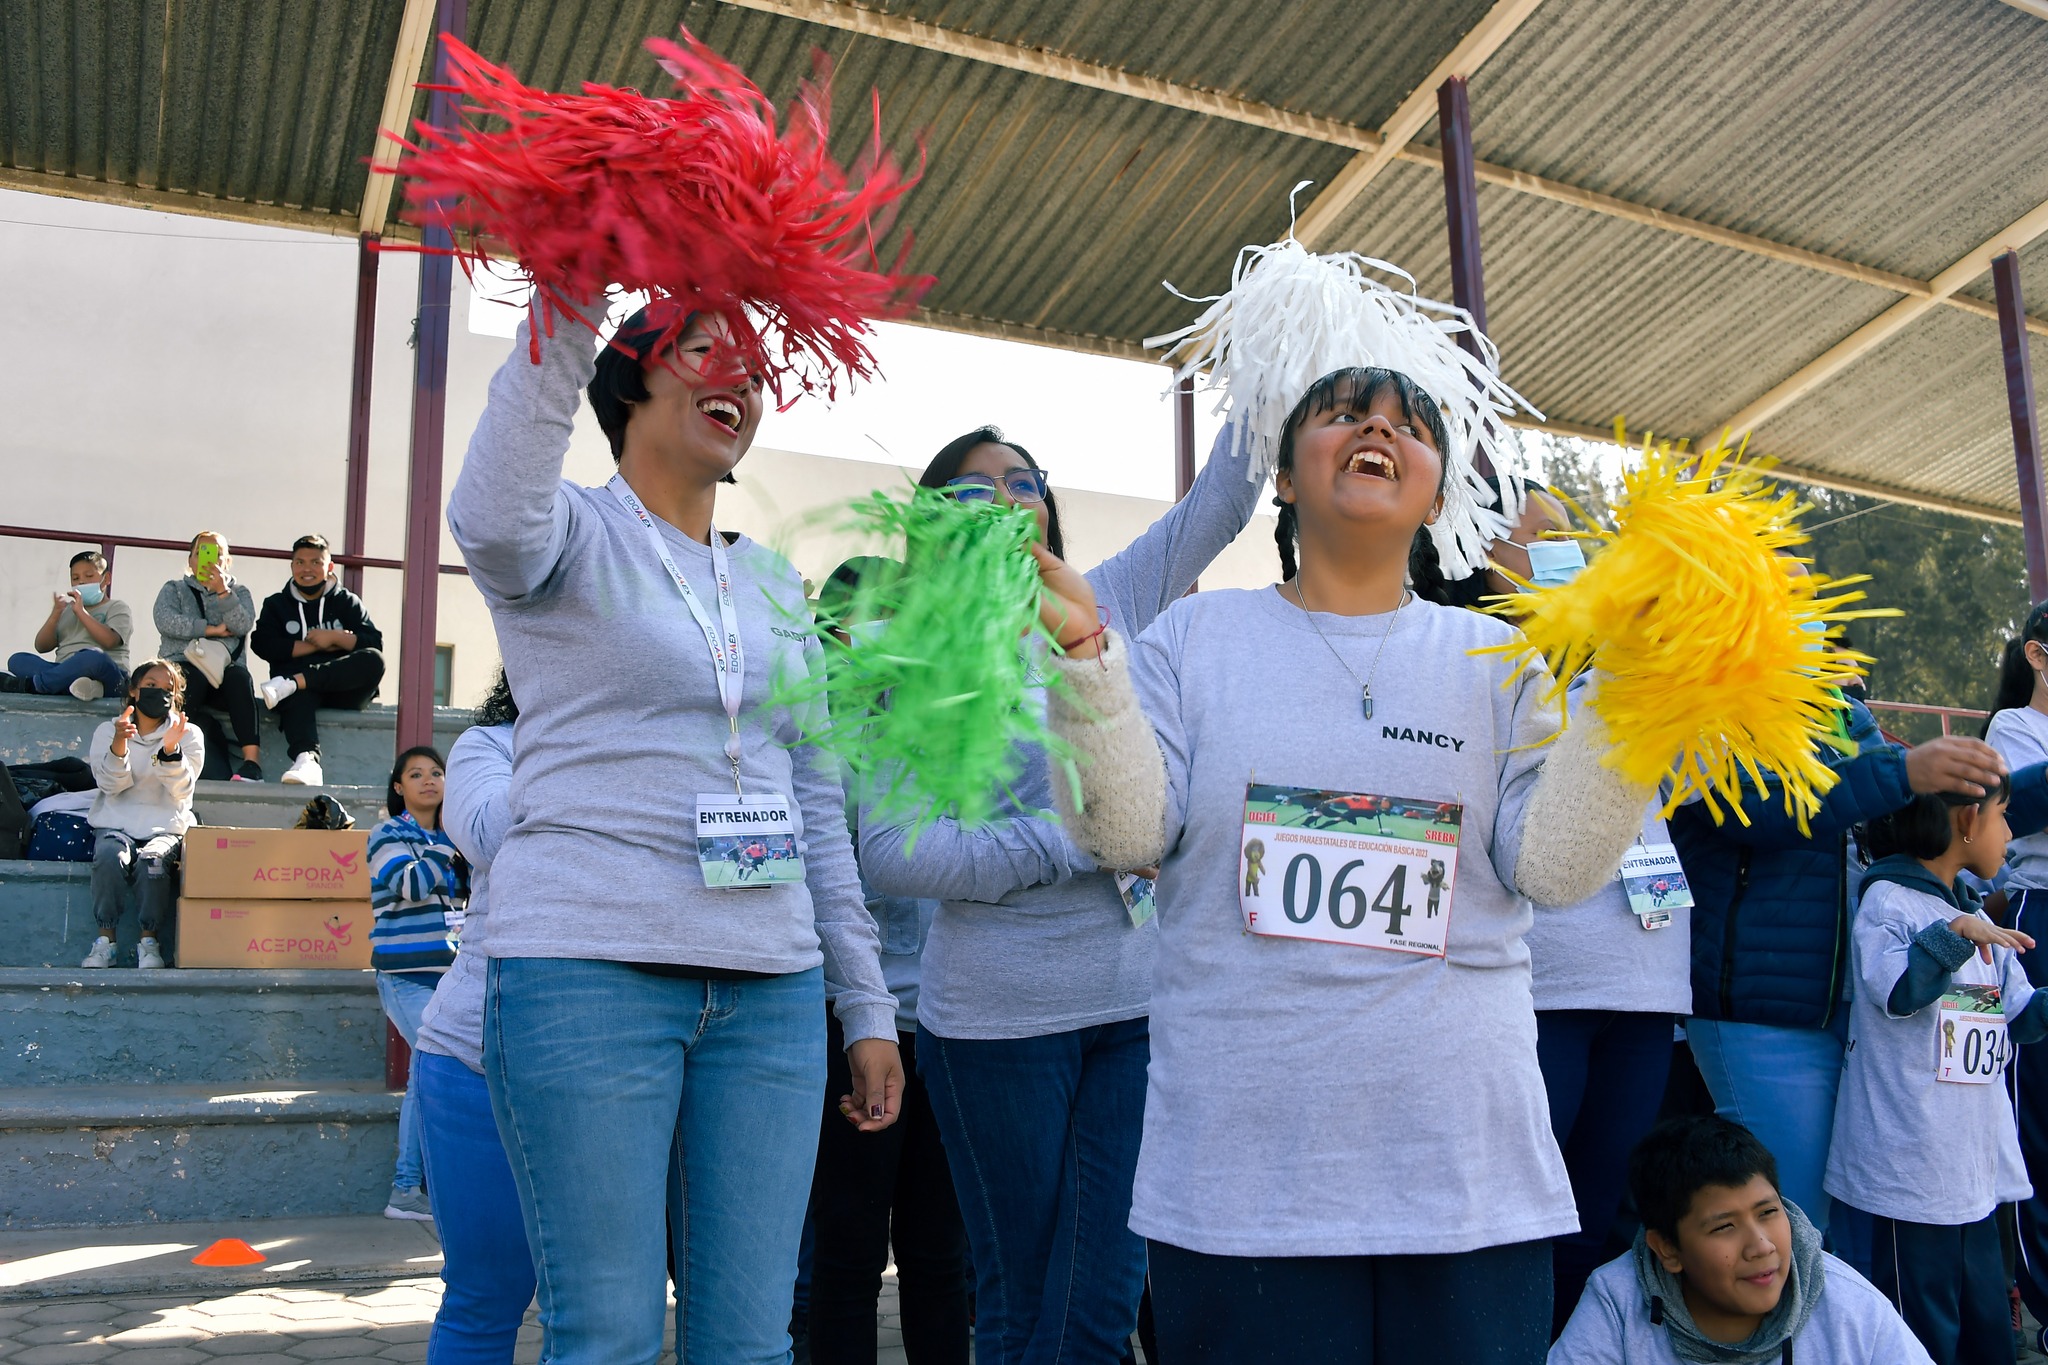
[252,577,384,678]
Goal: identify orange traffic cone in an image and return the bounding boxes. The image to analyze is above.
[191,1238,266,1267]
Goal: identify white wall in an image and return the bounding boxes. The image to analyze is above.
[0,191,1275,708]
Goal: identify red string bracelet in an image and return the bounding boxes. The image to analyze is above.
[1059,606,1111,660]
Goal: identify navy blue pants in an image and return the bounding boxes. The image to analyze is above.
[2009,889,2048,1334]
[1148,1236,1551,1365]
[1865,1208,2012,1365]
[1535,1009,1675,1336]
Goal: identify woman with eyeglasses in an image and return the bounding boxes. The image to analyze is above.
[856,424,1261,1364]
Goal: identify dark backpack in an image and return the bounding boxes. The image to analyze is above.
[0,767,25,860]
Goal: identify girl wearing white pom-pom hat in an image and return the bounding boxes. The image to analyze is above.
[1024,231,1662,1361]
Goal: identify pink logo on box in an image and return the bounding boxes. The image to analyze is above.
[211,908,222,919]
[216,838,228,849]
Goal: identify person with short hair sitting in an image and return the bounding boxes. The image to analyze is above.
[154,531,263,782]
[1549,1115,1931,1363]
[2,550,131,700]
[252,534,386,788]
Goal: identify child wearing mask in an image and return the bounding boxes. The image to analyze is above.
[82,660,202,969]
[1551,1115,1929,1362]
[1823,779,2046,1365]
[3,550,131,699]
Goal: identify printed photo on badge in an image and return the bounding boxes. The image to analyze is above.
[696,795,807,889]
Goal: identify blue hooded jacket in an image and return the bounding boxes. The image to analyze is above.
[1675,697,2048,1029]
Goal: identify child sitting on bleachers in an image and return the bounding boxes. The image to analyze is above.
[82,659,203,970]
[1551,1115,1929,1362]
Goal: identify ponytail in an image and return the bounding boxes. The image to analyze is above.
[1984,600,2048,736]
[1274,500,1298,580]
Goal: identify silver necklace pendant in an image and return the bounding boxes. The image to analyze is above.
[1361,686,1374,721]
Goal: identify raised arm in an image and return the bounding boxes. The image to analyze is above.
[1044,628,1180,872]
[446,307,604,604]
[443,728,514,871]
[88,721,134,798]
[1085,422,1262,638]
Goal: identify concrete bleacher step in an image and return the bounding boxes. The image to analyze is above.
[190,779,387,829]
[0,692,474,789]
[0,968,384,1087]
[0,1081,399,1229]
[0,861,93,969]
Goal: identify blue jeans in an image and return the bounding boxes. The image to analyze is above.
[9,649,125,696]
[378,970,438,1191]
[1535,1009,1674,1337]
[485,958,825,1365]
[1685,1014,1847,1238]
[917,1018,1150,1365]
[415,1050,536,1364]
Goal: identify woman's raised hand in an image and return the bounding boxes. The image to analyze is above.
[111,707,137,757]
[1030,542,1103,658]
[159,712,188,757]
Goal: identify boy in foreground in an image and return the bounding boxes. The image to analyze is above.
[1550,1115,1930,1363]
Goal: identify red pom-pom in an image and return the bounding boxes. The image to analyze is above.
[378,29,931,401]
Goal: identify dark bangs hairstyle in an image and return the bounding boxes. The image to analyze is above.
[1984,600,2048,735]
[386,745,446,828]
[124,658,187,710]
[918,427,1064,559]
[1861,775,2012,863]
[1628,1116,1782,1241]
[587,305,739,484]
[1272,368,1450,581]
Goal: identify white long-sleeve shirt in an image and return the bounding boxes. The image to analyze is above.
[88,718,202,838]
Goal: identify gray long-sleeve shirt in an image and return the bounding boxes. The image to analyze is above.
[858,424,1264,1040]
[445,315,896,1045]
[153,575,255,665]
[417,723,512,1074]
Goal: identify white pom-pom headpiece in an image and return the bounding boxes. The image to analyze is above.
[1146,194,1542,578]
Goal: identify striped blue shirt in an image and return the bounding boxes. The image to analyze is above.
[369,813,465,974]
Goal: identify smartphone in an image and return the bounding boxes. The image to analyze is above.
[194,542,221,577]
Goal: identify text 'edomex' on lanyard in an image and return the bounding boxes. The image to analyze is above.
[607,474,747,794]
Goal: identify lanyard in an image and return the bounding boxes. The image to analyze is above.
[606,475,747,792]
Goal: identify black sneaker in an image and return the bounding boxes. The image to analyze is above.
[232,759,264,783]
[0,673,28,693]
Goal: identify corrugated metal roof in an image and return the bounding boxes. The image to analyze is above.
[4,0,2046,517]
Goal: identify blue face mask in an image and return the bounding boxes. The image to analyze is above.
[1524,539,1586,589]
[846,620,889,649]
[74,583,105,608]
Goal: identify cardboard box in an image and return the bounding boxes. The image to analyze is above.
[176,898,373,970]
[182,828,370,901]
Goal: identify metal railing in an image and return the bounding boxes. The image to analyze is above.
[0,523,467,579]
[1862,699,1988,738]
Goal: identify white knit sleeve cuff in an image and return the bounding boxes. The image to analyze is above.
[1513,710,1657,907]
[1045,631,1170,870]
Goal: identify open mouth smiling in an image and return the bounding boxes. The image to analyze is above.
[698,396,743,435]
[1344,449,1398,480]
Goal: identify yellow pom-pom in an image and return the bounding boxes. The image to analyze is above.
[1476,433,1898,831]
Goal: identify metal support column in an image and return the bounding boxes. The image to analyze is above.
[342,236,380,596]
[1174,376,1196,501]
[394,0,466,754]
[1437,74,1494,480]
[1994,251,2048,600]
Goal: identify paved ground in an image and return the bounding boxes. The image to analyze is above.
[0,1275,921,1364]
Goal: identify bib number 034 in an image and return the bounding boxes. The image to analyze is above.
[1239,783,1461,958]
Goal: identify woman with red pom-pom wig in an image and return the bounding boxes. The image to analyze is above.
[446,301,902,1363]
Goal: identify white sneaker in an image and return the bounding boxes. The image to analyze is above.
[68,677,104,701]
[82,937,117,969]
[136,938,165,970]
[281,752,323,786]
[259,676,297,710]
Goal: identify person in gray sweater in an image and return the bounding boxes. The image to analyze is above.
[444,302,899,1365]
[1039,367,1657,1362]
[152,532,263,781]
[857,420,1261,1365]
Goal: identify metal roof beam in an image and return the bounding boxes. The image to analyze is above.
[0,167,359,236]
[1714,196,2048,440]
[1294,0,1548,247]
[1998,0,2048,19]
[358,0,442,237]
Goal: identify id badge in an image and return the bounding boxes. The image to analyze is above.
[696,794,807,889]
[1115,872,1157,928]
[1238,783,1461,958]
[1937,983,2010,1084]
[1619,841,1691,930]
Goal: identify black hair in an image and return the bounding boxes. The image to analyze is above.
[918,426,1064,560]
[586,306,738,483]
[292,534,330,554]
[1861,775,2012,862]
[1985,601,2048,735]
[1408,533,1491,609]
[124,658,187,711]
[817,556,904,631]
[1271,368,1450,581]
[69,550,107,574]
[1628,1116,1782,1241]
[386,745,446,828]
[474,669,519,728]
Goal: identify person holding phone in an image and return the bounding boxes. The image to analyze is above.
[81,659,203,969]
[153,532,264,781]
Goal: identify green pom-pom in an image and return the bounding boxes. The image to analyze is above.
[769,485,1077,837]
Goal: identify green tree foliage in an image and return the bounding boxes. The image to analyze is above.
[1525,436,2031,742]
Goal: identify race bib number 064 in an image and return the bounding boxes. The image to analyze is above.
[1239,783,1461,958]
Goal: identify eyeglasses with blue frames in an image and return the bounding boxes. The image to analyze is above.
[943,469,1051,505]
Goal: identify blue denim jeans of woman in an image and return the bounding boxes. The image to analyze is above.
[916,1017,1150,1365]
[1684,1014,1849,1239]
[415,1050,536,1365]
[485,958,825,1365]
[2006,888,2048,1334]
[378,970,439,1192]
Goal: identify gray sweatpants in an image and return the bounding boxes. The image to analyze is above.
[91,830,181,935]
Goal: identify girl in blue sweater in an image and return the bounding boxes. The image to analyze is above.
[370,744,467,1222]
